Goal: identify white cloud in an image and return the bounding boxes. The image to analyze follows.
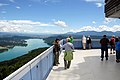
[28,4,32,7]
[95,3,103,7]
[85,0,103,2]
[84,0,103,7]
[0,20,53,33]
[92,21,96,24]
[9,0,15,3]
[0,3,9,7]
[70,25,120,33]
[103,18,116,24]
[53,20,68,27]
[0,20,52,27]
[30,0,60,4]
[16,6,21,9]
[1,11,6,14]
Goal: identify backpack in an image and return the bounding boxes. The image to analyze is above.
[110,38,115,45]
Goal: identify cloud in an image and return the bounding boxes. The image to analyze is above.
[84,0,103,7]
[30,0,60,4]
[0,20,53,33]
[92,21,96,24]
[0,3,9,7]
[9,0,15,3]
[53,20,68,27]
[85,0,103,2]
[103,18,116,24]
[0,20,52,27]
[95,3,103,7]
[28,4,32,7]
[16,6,21,9]
[70,25,120,33]
[1,11,7,14]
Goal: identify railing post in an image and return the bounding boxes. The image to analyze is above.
[29,65,32,80]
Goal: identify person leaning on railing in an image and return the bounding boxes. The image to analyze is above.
[62,38,74,69]
[53,38,60,66]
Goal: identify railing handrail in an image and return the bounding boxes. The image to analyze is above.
[3,40,64,80]
[3,39,101,80]
[3,45,54,80]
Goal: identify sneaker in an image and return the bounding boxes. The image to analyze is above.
[101,58,103,61]
[54,64,58,66]
[67,66,70,69]
[113,52,115,54]
[116,60,119,63]
[64,67,67,69]
[106,58,108,60]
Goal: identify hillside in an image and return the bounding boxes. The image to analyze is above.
[0,47,48,80]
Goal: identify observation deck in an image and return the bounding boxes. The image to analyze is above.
[47,49,120,80]
[3,39,120,80]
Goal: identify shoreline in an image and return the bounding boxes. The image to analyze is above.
[0,46,8,50]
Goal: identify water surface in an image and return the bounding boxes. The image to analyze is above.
[0,39,50,62]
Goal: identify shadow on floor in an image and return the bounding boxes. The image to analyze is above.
[52,67,65,71]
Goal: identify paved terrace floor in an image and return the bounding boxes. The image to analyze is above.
[47,49,120,80]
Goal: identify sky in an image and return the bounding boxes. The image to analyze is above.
[0,0,120,34]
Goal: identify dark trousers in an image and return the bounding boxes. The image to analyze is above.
[101,46,108,59]
[53,52,59,65]
[116,50,120,60]
[64,59,71,69]
[110,45,115,53]
[87,43,91,49]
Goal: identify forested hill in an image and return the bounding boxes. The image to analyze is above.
[0,47,48,80]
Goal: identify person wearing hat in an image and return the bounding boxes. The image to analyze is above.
[62,38,74,69]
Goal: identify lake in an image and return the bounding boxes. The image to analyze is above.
[0,39,50,62]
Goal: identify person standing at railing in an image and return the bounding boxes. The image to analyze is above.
[82,35,86,50]
[68,35,73,43]
[100,35,109,61]
[87,36,92,49]
[115,36,119,43]
[62,38,74,69]
[53,38,60,66]
[110,35,115,54]
[115,38,120,63]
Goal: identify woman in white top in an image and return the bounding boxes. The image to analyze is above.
[82,35,86,50]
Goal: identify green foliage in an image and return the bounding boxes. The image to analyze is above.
[0,47,48,80]
[0,36,30,47]
[43,35,66,45]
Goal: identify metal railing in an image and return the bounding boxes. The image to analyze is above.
[3,39,102,80]
[3,40,63,80]
[63,39,102,49]
[3,46,54,80]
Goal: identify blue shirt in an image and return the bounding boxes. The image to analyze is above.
[116,42,120,51]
